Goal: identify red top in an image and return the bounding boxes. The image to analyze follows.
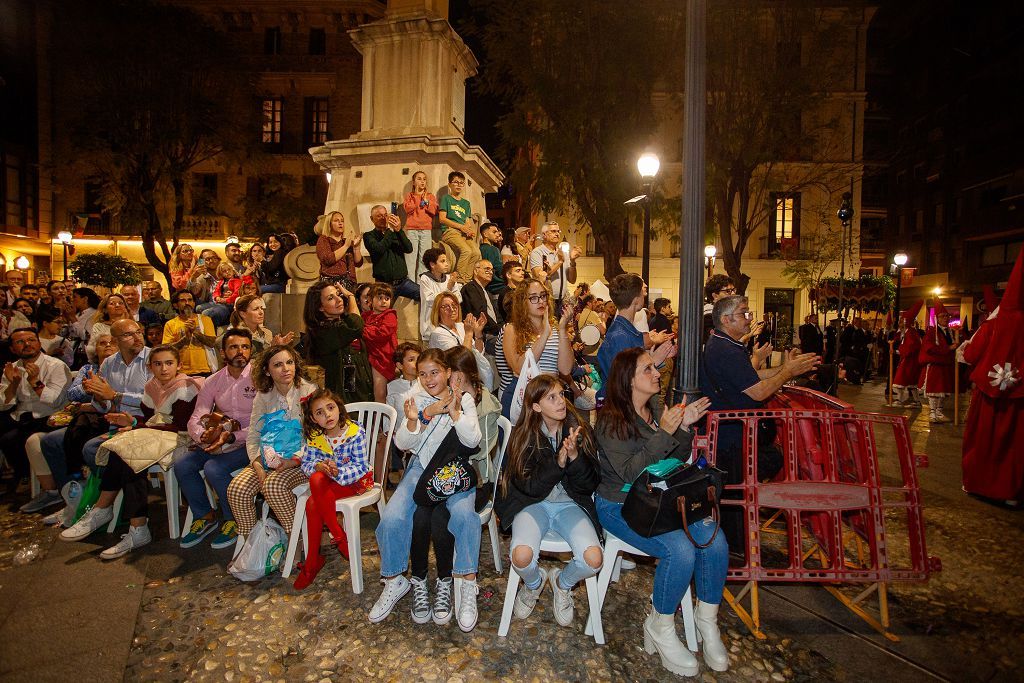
[213,277,242,305]
[361,308,398,381]
[403,191,438,230]
[316,235,357,280]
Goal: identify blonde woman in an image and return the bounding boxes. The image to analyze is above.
[426,291,483,352]
[315,211,363,292]
[168,244,197,292]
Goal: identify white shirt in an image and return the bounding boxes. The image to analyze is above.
[428,322,467,351]
[529,244,568,299]
[0,353,72,419]
[418,272,462,341]
[385,376,417,432]
[633,310,650,334]
[245,379,317,463]
[71,307,96,342]
[395,385,481,468]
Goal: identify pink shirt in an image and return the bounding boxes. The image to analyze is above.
[186,363,257,446]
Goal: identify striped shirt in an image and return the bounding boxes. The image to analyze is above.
[495,325,561,394]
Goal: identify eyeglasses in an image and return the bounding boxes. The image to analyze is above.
[719,287,736,295]
[440,304,459,312]
[527,294,547,304]
[118,330,145,339]
[729,310,754,320]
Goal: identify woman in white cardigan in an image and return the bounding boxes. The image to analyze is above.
[226,344,316,542]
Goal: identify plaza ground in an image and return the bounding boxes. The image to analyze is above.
[0,380,1020,682]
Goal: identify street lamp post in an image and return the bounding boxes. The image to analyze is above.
[892,251,908,318]
[57,230,74,280]
[704,244,717,279]
[637,153,660,294]
[832,192,855,369]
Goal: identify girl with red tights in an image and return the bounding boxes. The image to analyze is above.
[293,388,373,589]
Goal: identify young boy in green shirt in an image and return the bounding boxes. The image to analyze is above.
[438,171,480,283]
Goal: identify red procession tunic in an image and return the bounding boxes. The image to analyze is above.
[892,328,922,388]
[918,325,955,396]
[961,246,1024,502]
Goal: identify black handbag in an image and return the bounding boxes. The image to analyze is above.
[622,463,725,547]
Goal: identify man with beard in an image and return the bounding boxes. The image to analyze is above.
[224,241,246,277]
[0,328,72,498]
[163,290,217,376]
[174,329,256,549]
[479,222,505,295]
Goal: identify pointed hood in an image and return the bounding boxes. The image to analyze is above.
[1002,245,1024,313]
[901,299,923,321]
[931,298,951,319]
[982,285,999,316]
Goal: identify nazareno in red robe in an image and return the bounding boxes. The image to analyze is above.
[918,325,955,396]
[961,247,1024,501]
[893,328,922,388]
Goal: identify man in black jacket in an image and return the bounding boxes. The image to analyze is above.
[363,204,419,301]
[460,259,502,338]
[798,314,824,355]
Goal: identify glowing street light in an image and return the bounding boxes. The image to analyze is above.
[704,244,717,278]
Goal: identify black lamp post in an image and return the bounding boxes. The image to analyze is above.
[57,231,73,280]
[832,191,855,368]
[637,152,660,293]
[891,251,908,318]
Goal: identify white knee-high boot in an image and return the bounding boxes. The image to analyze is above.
[643,609,699,676]
[694,600,730,672]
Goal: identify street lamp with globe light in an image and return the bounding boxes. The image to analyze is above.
[704,244,717,279]
[892,251,908,318]
[636,152,660,293]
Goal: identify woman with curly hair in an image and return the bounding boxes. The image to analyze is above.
[494,278,573,419]
[225,344,317,548]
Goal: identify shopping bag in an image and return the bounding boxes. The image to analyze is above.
[508,351,541,425]
[227,518,287,582]
[73,469,104,524]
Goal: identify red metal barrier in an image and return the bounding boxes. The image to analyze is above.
[693,386,939,641]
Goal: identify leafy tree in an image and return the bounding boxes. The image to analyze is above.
[706,5,858,294]
[53,0,259,290]
[470,0,681,280]
[237,175,322,245]
[69,253,141,291]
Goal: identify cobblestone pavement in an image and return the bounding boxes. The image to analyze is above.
[0,380,1021,682]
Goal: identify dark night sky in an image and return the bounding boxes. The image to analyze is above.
[448,0,503,163]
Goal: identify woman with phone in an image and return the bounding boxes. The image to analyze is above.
[302,281,372,404]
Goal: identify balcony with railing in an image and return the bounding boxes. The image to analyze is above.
[758,235,814,260]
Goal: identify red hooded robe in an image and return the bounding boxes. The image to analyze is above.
[893,299,924,388]
[918,299,956,395]
[961,247,1024,501]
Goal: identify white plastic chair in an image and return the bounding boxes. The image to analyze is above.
[497,528,605,644]
[108,464,182,538]
[281,401,396,594]
[477,415,512,575]
[583,531,697,651]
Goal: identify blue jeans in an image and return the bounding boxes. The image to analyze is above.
[259,283,286,294]
[596,495,728,614]
[376,457,481,577]
[389,278,420,302]
[172,446,249,520]
[510,499,601,590]
[196,302,230,327]
[404,229,433,282]
[40,428,103,488]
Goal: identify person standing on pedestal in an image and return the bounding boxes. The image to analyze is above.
[363,204,420,301]
[438,172,480,284]
[918,300,957,423]
[403,171,438,281]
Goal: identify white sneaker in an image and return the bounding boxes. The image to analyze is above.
[409,576,432,624]
[100,524,152,560]
[368,575,410,623]
[513,567,547,620]
[549,567,575,627]
[620,557,637,570]
[433,577,453,625]
[456,578,479,632]
[60,506,114,542]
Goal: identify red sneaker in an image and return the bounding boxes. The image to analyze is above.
[292,554,326,590]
